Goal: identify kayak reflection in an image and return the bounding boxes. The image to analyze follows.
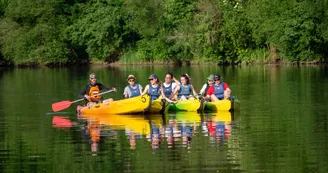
[80,114,152,135]
[202,111,232,147]
[75,111,234,152]
[163,112,201,149]
[79,114,160,151]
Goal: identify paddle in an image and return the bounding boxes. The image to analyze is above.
[163,97,177,104]
[52,90,114,112]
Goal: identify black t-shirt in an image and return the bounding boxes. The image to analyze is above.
[78,82,112,99]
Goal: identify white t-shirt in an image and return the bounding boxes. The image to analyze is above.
[162,82,177,91]
[199,83,208,95]
[123,84,143,98]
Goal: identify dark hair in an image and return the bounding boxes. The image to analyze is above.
[166,72,173,79]
[151,77,162,86]
[157,78,162,86]
[180,74,190,85]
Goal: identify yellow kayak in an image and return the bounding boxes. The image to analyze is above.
[78,94,151,115]
[204,100,231,112]
[146,98,164,114]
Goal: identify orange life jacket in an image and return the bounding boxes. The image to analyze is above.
[90,123,100,142]
[88,85,101,102]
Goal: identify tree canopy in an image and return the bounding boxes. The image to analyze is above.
[0,0,327,65]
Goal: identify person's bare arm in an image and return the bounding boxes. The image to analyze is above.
[172,77,180,85]
[138,84,143,96]
[191,85,198,96]
[141,85,149,95]
[173,85,180,95]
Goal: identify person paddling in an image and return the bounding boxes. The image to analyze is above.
[205,74,231,101]
[123,75,143,98]
[199,74,214,96]
[78,73,117,106]
[162,72,180,100]
[142,74,162,100]
[173,74,198,100]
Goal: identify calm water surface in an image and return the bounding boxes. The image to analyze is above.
[0,65,327,172]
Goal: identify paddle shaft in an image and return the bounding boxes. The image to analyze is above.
[52,89,114,112]
[71,98,85,104]
[79,89,114,101]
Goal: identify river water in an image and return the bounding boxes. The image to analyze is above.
[0,65,327,172]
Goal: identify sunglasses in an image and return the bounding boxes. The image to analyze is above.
[148,78,154,81]
[128,80,135,82]
[90,78,97,80]
[214,79,220,81]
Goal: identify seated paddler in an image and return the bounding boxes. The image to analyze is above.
[173,74,198,101]
[205,74,231,101]
[123,74,143,98]
[142,74,162,100]
[162,72,180,100]
[199,74,214,96]
[78,73,117,106]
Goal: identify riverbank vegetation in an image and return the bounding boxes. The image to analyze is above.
[0,0,327,66]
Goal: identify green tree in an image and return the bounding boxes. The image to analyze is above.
[67,0,136,62]
[0,0,71,65]
[246,0,328,62]
[0,0,327,65]
[126,0,197,63]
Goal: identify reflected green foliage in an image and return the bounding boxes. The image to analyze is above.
[0,66,328,172]
[0,0,327,65]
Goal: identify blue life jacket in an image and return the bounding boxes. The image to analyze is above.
[162,82,173,98]
[128,84,141,98]
[181,126,192,137]
[148,84,160,100]
[178,84,191,99]
[151,124,161,138]
[215,124,225,139]
[214,82,225,100]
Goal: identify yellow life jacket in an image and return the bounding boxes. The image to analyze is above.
[88,85,101,102]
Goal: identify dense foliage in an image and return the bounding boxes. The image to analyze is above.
[0,0,327,65]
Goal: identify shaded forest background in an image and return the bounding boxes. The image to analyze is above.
[0,0,327,66]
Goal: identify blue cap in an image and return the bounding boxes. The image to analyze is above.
[214,74,221,80]
[148,74,158,79]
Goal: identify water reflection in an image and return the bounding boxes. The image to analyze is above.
[2,66,328,172]
[203,111,232,148]
[78,114,152,152]
[64,112,234,153]
[87,119,101,152]
[52,116,74,129]
[163,112,201,149]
